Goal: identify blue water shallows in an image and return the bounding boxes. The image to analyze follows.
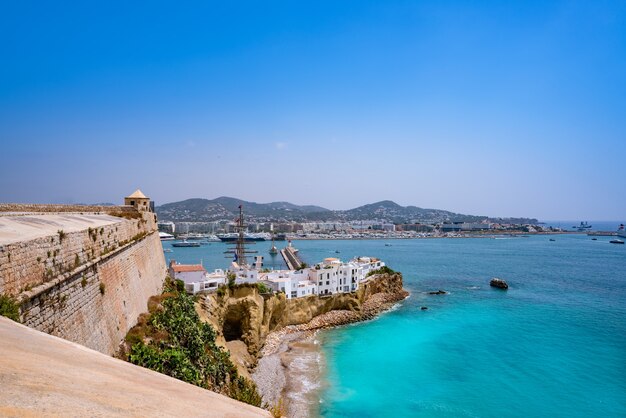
[163,235,626,417]
[303,236,626,417]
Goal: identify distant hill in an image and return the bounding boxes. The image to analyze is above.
[335,200,487,223]
[156,197,537,224]
[156,197,330,223]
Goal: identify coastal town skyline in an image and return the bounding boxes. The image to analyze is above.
[1,1,625,220]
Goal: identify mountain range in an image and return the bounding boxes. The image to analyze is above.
[156,197,538,225]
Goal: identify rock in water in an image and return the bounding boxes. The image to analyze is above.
[490,278,509,289]
[428,290,447,295]
[420,306,428,310]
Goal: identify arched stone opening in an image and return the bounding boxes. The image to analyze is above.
[223,306,245,341]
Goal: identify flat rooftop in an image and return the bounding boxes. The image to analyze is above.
[0,214,122,246]
[0,317,270,417]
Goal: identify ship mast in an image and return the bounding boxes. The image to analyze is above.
[224,205,257,267]
[269,223,278,255]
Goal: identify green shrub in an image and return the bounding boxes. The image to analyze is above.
[99,283,106,295]
[57,230,67,242]
[227,272,236,289]
[127,285,261,407]
[0,294,20,322]
[366,265,396,277]
[257,282,271,294]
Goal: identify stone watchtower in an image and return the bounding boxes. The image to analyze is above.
[124,189,151,212]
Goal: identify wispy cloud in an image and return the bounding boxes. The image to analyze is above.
[275,142,287,150]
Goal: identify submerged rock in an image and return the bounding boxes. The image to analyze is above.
[428,290,447,295]
[420,306,428,310]
[490,278,509,289]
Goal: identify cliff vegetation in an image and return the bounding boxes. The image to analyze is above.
[0,293,20,322]
[121,278,262,407]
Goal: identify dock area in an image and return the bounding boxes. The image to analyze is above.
[281,244,304,270]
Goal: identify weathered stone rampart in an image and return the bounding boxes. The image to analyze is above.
[0,208,166,355]
[0,203,140,215]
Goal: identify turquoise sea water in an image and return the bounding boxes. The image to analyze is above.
[299,236,626,418]
[163,235,626,417]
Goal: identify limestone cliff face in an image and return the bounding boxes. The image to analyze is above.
[199,273,406,357]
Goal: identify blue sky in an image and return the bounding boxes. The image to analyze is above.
[1,1,625,220]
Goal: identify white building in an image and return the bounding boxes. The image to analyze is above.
[157,221,176,234]
[169,260,226,294]
[260,269,315,299]
[307,256,385,295]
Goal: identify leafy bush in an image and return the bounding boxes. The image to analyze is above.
[0,294,20,322]
[227,272,236,289]
[366,265,396,277]
[256,282,271,294]
[127,283,262,407]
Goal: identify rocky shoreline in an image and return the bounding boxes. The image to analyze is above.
[252,287,409,417]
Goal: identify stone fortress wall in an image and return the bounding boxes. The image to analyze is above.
[0,201,167,355]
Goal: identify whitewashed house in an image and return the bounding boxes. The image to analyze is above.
[308,258,341,295]
[261,269,316,299]
[168,260,226,294]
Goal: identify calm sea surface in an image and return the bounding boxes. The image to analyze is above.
[163,234,626,417]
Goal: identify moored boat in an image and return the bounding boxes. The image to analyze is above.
[573,221,592,231]
[159,232,175,241]
[609,239,624,244]
[172,240,201,248]
[218,232,267,242]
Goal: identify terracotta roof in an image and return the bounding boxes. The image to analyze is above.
[171,264,206,273]
[126,189,148,199]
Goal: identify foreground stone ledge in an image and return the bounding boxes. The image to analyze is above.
[0,317,270,418]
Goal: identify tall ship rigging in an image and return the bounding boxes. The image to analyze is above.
[223,205,257,268]
[269,223,278,255]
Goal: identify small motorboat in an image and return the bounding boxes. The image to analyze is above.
[609,239,624,244]
[591,238,597,241]
[549,238,555,242]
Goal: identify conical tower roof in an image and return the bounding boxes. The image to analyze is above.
[126,189,148,199]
